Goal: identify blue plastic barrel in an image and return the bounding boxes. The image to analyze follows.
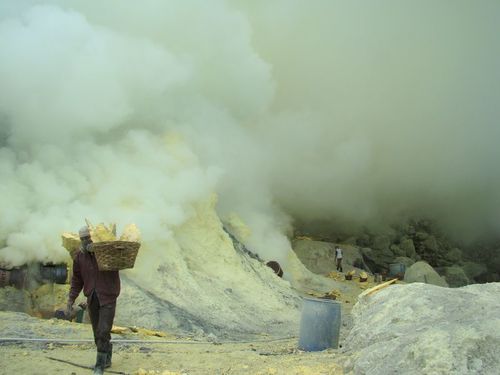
[298,297,341,351]
[39,264,68,284]
[389,263,406,279]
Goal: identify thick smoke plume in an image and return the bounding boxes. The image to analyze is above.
[1,1,500,266]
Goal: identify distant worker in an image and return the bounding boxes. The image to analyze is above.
[66,226,121,375]
[335,245,343,272]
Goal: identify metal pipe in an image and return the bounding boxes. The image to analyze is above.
[0,336,296,345]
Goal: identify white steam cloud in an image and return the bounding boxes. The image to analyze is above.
[1,1,500,266]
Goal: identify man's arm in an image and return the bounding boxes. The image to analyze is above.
[68,256,83,305]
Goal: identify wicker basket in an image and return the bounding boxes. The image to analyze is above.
[92,241,140,271]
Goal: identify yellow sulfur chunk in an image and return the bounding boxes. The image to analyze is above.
[120,223,141,242]
[90,223,117,242]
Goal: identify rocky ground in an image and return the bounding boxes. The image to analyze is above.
[0,332,346,374]
[1,234,498,374]
[2,279,499,374]
[0,275,362,375]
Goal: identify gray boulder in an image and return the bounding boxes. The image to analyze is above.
[394,256,415,268]
[390,244,406,257]
[423,235,439,252]
[404,261,448,287]
[440,266,470,287]
[400,238,417,258]
[345,282,500,375]
[361,247,394,271]
[445,248,463,264]
[462,261,488,280]
[490,253,500,273]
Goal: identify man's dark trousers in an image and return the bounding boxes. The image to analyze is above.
[88,293,115,353]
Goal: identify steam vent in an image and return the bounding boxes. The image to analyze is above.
[0,2,499,374]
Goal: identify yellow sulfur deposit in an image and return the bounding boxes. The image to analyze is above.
[31,284,69,317]
[110,325,129,334]
[89,222,117,242]
[323,289,341,300]
[135,369,183,375]
[119,223,141,242]
[61,233,80,259]
[130,326,168,338]
[327,271,345,281]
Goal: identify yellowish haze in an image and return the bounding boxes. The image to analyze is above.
[1,1,499,266]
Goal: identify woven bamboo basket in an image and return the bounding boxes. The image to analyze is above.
[91,241,140,271]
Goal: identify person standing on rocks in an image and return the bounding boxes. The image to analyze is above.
[335,245,343,272]
[66,226,120,375]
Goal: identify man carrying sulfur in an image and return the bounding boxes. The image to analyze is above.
[66,226,120,374]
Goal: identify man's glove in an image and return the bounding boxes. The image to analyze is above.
[65,301,74,319]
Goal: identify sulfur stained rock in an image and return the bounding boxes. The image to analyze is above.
[0,286,32,314]
[31,284,69,317]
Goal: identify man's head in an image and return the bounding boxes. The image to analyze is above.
[79,226,92,252]
[79,226,90,240]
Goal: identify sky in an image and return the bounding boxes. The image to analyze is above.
[1,0,499,266]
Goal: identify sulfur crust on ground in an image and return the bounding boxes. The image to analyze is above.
[0,273,376,374]
[0,309,353,375]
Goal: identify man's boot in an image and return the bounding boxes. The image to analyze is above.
[105,344,112,368]
[93,351,107,375]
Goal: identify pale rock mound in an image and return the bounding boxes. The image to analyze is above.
[404,260,448,287]
[345,282,500,375]
[115,195,302,339]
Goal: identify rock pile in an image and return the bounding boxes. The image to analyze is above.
[295,219,499,287]
[345,282,500,374]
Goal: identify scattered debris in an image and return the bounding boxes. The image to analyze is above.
[326,272,344,281]
[345,270,355,280]
[110,325,171,338]
[111,325,129,335]
[359,272,368,282]
[322,289,341,300]
[358,278,398,298]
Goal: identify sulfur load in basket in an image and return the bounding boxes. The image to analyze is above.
[61,233,81,260]
[61,222,141,270]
